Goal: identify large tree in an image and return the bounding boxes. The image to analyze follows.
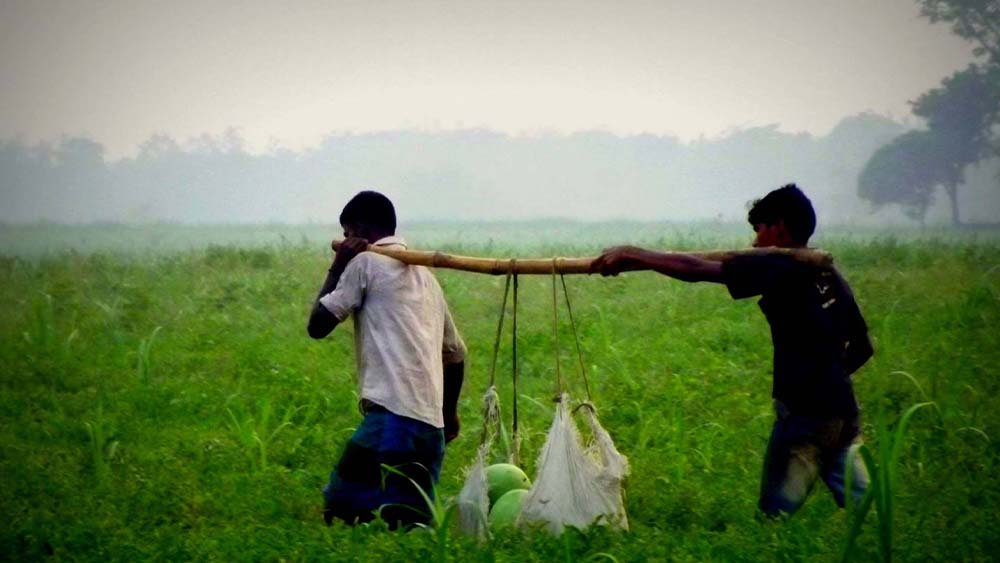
[858,0,1000,225]
[858,130,952,222]
[911,65,1000,224]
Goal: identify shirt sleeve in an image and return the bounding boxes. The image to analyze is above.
[721,253,795,299]
[318,256,367,321]
[441,302,466,364]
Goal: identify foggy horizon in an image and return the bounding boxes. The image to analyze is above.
[3,111,999,227]
[1,0,996,228]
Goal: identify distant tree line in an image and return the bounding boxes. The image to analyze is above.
[1,113,930,225]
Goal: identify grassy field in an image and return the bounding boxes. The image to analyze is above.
[1,224,998,561]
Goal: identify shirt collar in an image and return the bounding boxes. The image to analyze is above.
[372,235,407,249]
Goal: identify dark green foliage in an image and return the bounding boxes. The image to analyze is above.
[917,0,1000,61]
[857,1,1000,225]
[858,131,947,221]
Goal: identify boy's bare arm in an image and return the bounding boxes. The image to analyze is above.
[442,360,464,443]
[307,292,339,339]
[590,245,725,283]
[307,237,368,339]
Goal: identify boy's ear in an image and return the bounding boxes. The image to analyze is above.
[774,220,801,246]
[347,224,373,241]
[773,219,787,240]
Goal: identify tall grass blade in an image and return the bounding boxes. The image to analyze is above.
[136,326,163,386]
[841,402,933,562]
[888,402,934,473]
[84,403,118,485]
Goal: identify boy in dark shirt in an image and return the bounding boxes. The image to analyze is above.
[590,184,873,517]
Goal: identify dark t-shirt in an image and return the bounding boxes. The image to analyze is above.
[722,253,871,418]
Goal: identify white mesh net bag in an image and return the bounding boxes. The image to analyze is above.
[456,386,501,539]
[518,394,629,534]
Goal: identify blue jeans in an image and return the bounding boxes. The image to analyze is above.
[323,405,444,528]
[759,403,869,517]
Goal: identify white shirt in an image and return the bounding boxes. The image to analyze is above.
[319,236,466,428]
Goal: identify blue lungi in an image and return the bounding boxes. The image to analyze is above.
[323,404,444,528]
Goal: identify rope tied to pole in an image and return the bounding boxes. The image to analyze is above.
[487,271,512,390]
[511,264,521,466]
[478,270,513,449]
[548,260,593,405]
[550,261,564,398]
[560,273,593,402]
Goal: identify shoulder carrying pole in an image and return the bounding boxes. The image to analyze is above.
[330,240,833,273]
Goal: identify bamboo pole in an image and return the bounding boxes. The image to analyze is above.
[330,240,833,274]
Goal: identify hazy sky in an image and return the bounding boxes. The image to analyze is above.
[0,0,977,159]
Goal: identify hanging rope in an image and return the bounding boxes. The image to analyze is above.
[511,265,521,466]
[551,264,564,398]
[487,271,512,389]
[560,273,593,402]
[479,262,594,462]
[478,271,512,448]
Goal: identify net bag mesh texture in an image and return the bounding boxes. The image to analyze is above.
[518,393,629,534]
[457,389,629,538]
[456,387,500,539]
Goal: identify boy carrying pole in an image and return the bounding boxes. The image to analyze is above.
[307,190,467,528]
[591,184,873,518]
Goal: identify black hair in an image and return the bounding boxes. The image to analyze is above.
[747,183,816,244]
[339,190,396,235]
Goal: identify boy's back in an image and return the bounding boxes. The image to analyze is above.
[723,254,871,418]
[320,236,465,427]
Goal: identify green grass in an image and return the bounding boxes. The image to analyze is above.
[1,225,998,561]
[840,400,935,563]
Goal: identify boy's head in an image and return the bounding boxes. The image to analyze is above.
[339,190,396,241]
[747,184,816,248]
